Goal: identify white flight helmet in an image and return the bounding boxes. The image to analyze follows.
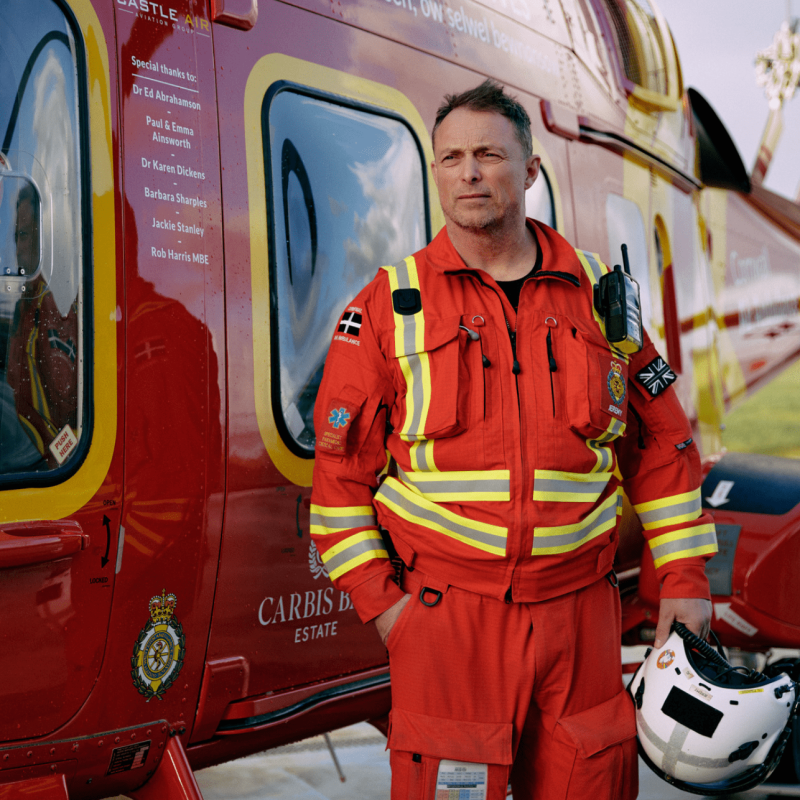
[628,623,798,796]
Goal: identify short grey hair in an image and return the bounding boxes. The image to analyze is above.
[432,79,533,158]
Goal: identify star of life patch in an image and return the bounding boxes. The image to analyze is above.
[316,398,359,455]
[635,356,677,397]
[435,760,487,800]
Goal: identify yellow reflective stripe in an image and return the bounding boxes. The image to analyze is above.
[397,350,431,441]
[322,530,389,579]
[533,469,612,502]
[650,522,718,569]
[410,440,437,472]
[575,249,630,361]
[634,489,702,531]
[532,491,619,555]
[576,249,609,337]
[584,417,624,472]
[399,466,511,501]
[309,504,376,535]
[384,256,424,356]
[375,476,507,555]
[384,257,431,442]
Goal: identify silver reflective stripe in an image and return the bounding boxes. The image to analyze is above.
[534,471,611,501]
[414,440,434,471]
[581,250,604,283]
[637,497,702,527]
[404,352,426,440]
[587,438,613,472]
[650,529,718,563]
[393,258,419,358]
[637,712,732,770]
[391,258,427,441]
[375,479,507,553]
[399,467,510,498]
[535,479,606,497]
[602,417,626,439]
[310,511,376,531]
[532,495,618,553]
[323,535,386,575]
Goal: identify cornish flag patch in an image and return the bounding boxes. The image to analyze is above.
[337,311,362,337]
[636,357,677,397]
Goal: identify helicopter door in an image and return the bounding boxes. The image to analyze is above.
[0,0,120,742]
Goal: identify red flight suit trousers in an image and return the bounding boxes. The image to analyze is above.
[386,569,638,800]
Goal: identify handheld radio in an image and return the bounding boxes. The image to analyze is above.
[593,243,643,354]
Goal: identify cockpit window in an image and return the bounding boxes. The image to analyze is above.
[0,0,88,480]
[264,89,427,456]
[599,0,671,96]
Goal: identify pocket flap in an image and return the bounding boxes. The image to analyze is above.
[398,315,461,355]
[554,690,636,758]
[389,707,513,765]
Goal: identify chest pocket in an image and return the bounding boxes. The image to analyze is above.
[564,324,629,440]
[391,315,470,440]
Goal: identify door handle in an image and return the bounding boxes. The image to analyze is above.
[0,520,88,569]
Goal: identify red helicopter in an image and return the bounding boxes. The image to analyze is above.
[0,0,798,796]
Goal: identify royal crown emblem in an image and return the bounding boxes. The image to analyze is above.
[131,590,185,701]
[607,360,626,405]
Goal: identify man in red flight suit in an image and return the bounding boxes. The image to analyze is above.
[310,80,717,799]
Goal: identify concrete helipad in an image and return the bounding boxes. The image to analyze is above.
[101,720,794,799]
[185,722,778,800]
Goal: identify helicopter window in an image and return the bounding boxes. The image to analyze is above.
[599,0,669,95]
[0,0,88,481]
[606,194,651,328]
[265,90,427,455]
[654,218,682,373]
[525,165,556,230]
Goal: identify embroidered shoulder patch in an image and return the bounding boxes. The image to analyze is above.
[316,398,359,454]
[337,308,362,337]
[635,357,676,397]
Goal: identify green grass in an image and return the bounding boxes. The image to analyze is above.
[721,359,800,458]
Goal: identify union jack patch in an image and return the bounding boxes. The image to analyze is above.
[635,357,676,397]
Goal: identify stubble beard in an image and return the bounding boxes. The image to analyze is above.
[446,197,522,236]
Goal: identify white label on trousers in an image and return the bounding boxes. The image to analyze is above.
[435,760,488,800]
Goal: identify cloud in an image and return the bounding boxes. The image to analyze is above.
[344,129,425,274]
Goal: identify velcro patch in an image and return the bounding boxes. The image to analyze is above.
[316,399,359,455]
[635,357,676,397]
[392,288,421,316]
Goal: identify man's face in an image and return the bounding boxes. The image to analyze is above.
[431,107,540,234]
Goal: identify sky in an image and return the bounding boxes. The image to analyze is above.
[657,0,800,200]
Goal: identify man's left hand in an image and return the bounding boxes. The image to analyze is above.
[654,597,712,649]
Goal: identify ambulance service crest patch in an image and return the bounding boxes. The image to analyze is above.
[607,361,626,405]
[131,590,185,701]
